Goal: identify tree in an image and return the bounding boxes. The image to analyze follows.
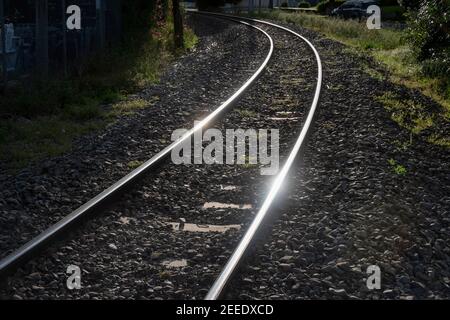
[406,0,450,77]
[172,0,184,48]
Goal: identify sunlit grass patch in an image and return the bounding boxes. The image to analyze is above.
[235,109,258,118]
[427,135,450,148]
[377,92,434,134]
[110,98,149,116]
[373,47,450,113]
[184,28,199,50]
[127,160,144,169]
[376,92,449,148]
[252,11,402,50]
[388,158,407,175]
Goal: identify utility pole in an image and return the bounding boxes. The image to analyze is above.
[36,0,49,78]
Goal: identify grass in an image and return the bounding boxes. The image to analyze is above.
[235,109,258,118]
[109,99,150,117]
[376,92,434,135]
[388,158,407,175]
[376,92,449,146]
[127,160,144,169]
[238,154,258,169]
[0,18,198,171]
[249,11,450,148]
[252,10,402,50]
[372,47,450,113]
[0,117,105,169]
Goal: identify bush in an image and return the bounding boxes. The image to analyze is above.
[298,1,311,8]
[405,0,450,78]
[317,0,345,14]
[281,2,289,7]
[398,0,421,9]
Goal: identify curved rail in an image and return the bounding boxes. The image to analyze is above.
[0,19,274,278]
[192,12,323,300]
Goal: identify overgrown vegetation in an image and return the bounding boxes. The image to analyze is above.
[405,0,449,88]
[249,9,449,148]
[127,160,144,169]
[388,158,407,175]
[377,92,450,147]
[0,1,198,170]
[235,108,258,118]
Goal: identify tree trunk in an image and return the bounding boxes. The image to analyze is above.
[157,0,169,22]
[172,0,183,48]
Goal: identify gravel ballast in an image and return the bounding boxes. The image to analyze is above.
[224,20,450,300]
[0,15,449,300]
[0,15,268,260]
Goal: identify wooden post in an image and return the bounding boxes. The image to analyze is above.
[172,0,183,48]
[35,0,49,77]
[0,0,7,86]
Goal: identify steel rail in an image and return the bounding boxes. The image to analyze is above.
[193,12,323,300]
[0,18,274,278]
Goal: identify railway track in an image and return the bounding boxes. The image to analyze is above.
[0,12,322,300]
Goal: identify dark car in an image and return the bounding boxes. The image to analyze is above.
[331,0,379,20]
